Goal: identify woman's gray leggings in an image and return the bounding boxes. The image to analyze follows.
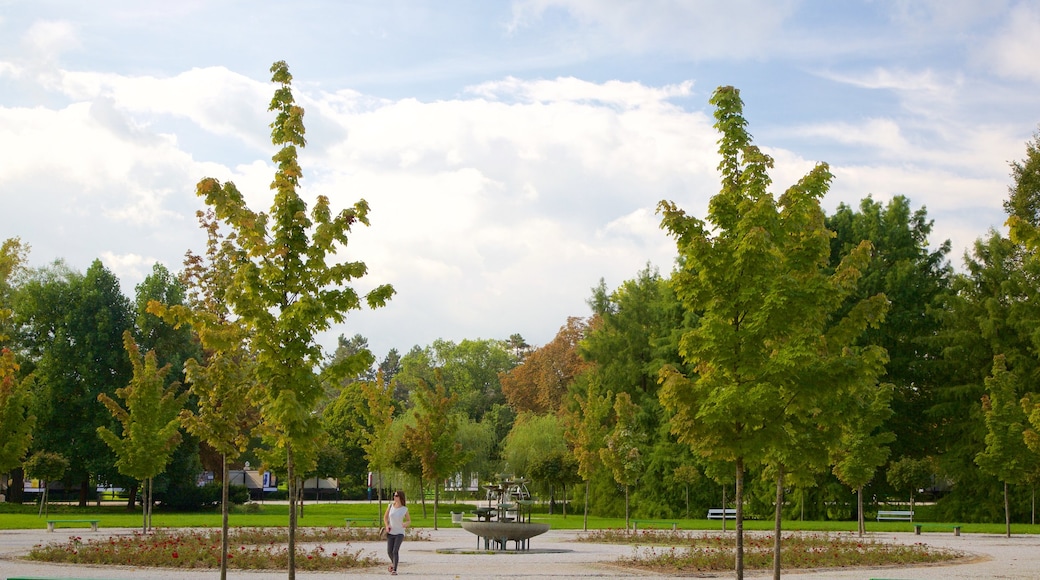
[387,533,404,570]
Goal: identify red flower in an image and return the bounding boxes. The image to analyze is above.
[172,551,179,558]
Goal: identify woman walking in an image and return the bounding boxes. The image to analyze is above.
[384,490,411,575]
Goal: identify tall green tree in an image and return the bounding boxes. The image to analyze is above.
[97,332,187,532]
[562,374,610,530]
[937,129,1040,521]
[149,207,259,580]
[502,412,568,478]
[194,61,393,579]
[827,196,952,468]
[357,372,397,517]
[976,355,1037,537]
[577,265,687,517]
[18,259,133,505]
[403,374,465,526]
[397,339,515,421]
[133,263,202,512]
[830,382,894,536]
[658,86,888,579]
[599,392,644,530]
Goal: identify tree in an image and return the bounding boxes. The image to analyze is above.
[657,86,888,579]
[827,196,952,469]
[830,382,894,536]
[500,317,590,414]
[0,239,34,481]
[976,355,1037,537]
[887,456,936,516]
[97,332,187,532]
[403,374,466,527]
[23,451,67,516]
[194,61,394,579]
[18,259,134,505]
[149,207,259,580]
[0,347,34,478]
[562,374,610,530]
[501,412,568,480]
[357,372,397,517]
[599,392,644,530]
[936,129,1040,521]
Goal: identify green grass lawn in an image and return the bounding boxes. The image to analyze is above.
[2,501,1038,535]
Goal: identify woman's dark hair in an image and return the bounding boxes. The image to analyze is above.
[393,490,407,506]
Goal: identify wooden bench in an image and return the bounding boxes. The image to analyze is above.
[914,523,961,536]
[630,519,679,531]
[46,519,100,532]
[707,508,736,520]
[876,510,913,521]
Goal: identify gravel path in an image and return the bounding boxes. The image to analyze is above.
[1,526,1038,579]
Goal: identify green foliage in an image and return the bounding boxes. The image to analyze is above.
[976,356,1036,484]
[502,412,567,478]
[0,347,34,474]
[97,332,188,482]
[658,86,891,574]
[827,196,952,467]
[17,259,133,497]
[23,450,68,482]
[395,338,515,420]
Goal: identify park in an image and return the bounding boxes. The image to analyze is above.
[3,59,1040,580]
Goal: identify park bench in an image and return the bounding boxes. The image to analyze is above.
[707,508,736,520]
[876,510,913,521]
[629,519,679,531]
[913,523,961,536]
[45,519,100,532]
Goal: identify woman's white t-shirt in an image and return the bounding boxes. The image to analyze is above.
[387,505,409,535]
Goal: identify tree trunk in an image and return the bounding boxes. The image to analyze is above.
[141,479,147,534]
[1004,481,1011,538]
[9,467,25,503]
[857,486,865,537]
[287,444,297,580]
[78,474,89,506]
[38,479,47,517]
[583,479,589,531]
[772,466,784,580]
[735,458,745,580]
[220,454,229,580]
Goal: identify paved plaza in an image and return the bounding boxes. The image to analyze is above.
[2,525,1039,579]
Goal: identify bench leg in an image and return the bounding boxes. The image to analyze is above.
[954,527,961,536]
[91,522,99,532]
[47,522,55,532]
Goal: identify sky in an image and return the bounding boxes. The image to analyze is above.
[1,1,1038,361]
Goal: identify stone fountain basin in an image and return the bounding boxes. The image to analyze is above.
[460,520,550,542]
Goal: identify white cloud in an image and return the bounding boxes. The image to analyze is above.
[509,0,799,58]
[22,20,79,62]
[980,1,1040,83]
